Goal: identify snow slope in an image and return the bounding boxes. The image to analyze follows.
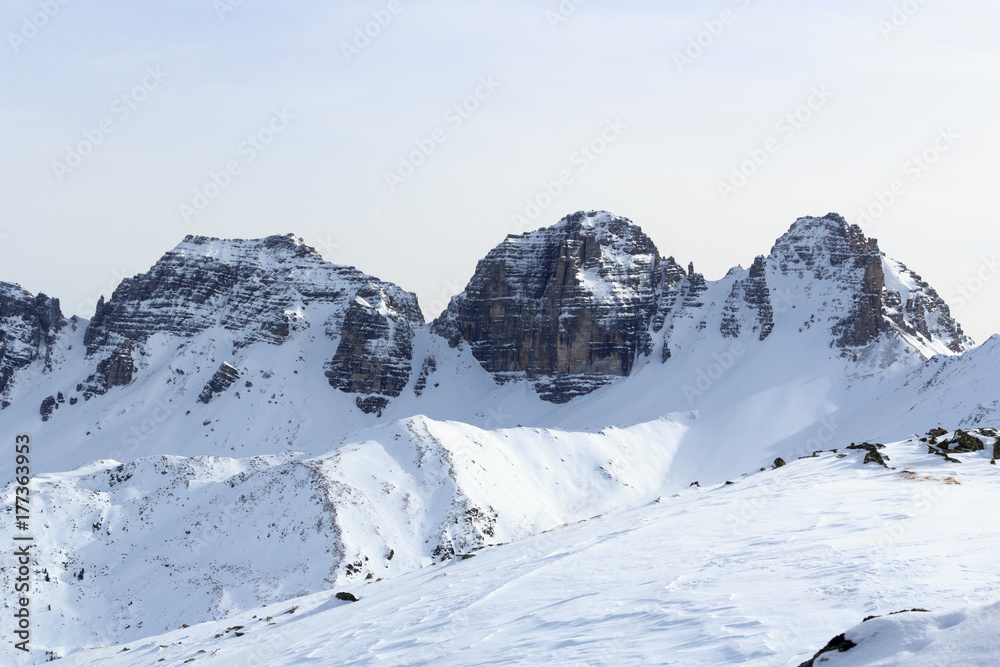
[52,430,1000,666]
[1,414,690,659]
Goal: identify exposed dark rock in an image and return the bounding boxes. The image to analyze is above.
[325,287,417,406]
[773,457,786,468]
[937,429,985,453]
[720,283,741,339]
[435,211,662,402]
[769,213,969,355]
[413,356,437,397]
[40,395,57,421]
[863,608,930,622]
[745,256,774,341]
[0,283,66,400]
[534,374,615,404]
[79,234,422,404]
[846,442,888,467]
[883,260,969,353]
[650,256,689,335]
[198,363,241,404]
[797,633,857,667]
[801,609,931,667]
[718,261,775,342]
[355,395,389,416]
[94,341,136,390]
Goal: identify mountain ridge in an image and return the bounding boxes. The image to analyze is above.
[0,210,970,414]
[2,211,998,664]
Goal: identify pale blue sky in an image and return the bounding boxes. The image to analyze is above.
[2,1,998,339]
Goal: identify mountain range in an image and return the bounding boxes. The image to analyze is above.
[2,210,998,664]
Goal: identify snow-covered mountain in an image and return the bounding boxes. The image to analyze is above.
[49,429,1000,666]
[1,210,996,664]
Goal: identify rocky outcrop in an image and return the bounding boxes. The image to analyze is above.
[80,234,423,405]
[882,258,970,353]
[198,363,241,404]
[325,286,419,410]
[744,256,774,341]
[0,282,66,401]
[432,210,969,402]
[2,212,973,414]
[435,211,662,402]
[769,213,885,348]
[719,258,775,342]
[413,356,437,397]
[85,234,363,351]
[767,213,969,356]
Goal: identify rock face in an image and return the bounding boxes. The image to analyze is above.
[434,211,662,402]
[435,211,969,401]
[0,282,66,402]
[198,363,241,404]
[882,257,968,353]
[767,213,970,356]
[325,285,420,414]
[81,234,423,406]
[0,213,973,411]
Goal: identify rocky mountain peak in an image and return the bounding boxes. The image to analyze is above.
[78,233,422,406]
[768,213,878,280]
[435,210,662,402]
[767,212,968,356]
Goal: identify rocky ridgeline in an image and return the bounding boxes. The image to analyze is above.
[0,212,975,412]
[435,211,969,401]
[766,213,969,355]
[80,233,423,411]
[0,282,66,405]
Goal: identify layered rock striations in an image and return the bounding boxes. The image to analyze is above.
[434,211,663,402]
[436,211,969,400]
[0,212,973,411]
[0,282,66,404]
[80,234,423,408]
[767,213,969,357]
[325,285,420,415]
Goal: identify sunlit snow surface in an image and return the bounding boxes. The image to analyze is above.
[50,433,999,666]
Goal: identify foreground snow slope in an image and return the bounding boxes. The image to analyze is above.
[56,431,1000,666]
[2,415,690,660]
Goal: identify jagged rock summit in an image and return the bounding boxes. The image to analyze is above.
[79,233,423,411]
[0,212,974,414]
[434,210,663,402]
[767,213,970,358]
[435,210,970,402]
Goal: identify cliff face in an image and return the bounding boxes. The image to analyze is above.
[436,211,969,401]
[767,213,969,357]
[79,233,423,408]
[435,211,663,402]
[0,213,973,412]
[325,285,419,415]
[0,282,65,403]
